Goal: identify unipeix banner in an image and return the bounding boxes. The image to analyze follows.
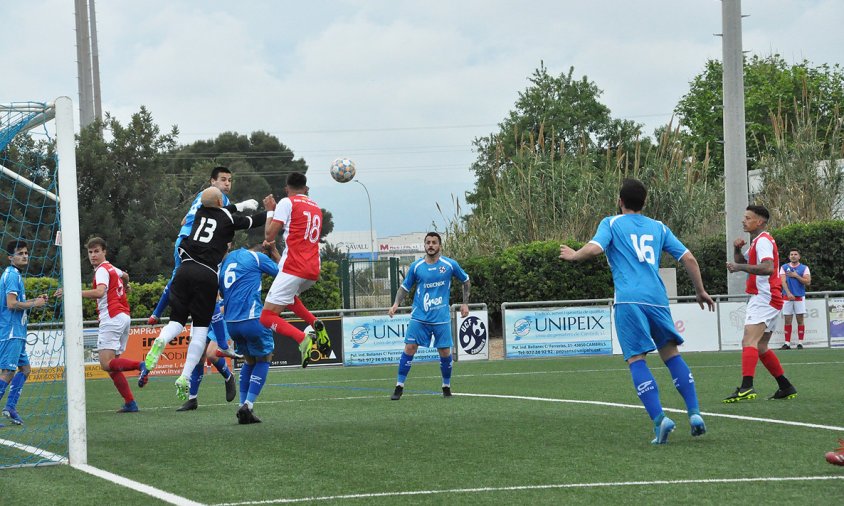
[342,313,441,366]
[455,310,489,361]
[504,307,612,358]
[234,317,344,368]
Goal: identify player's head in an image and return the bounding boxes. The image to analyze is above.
[201,186,224,208]
[743,205,770,232]
[6,240,29,268]
[210,166,233,195]
[85,237,108,267]
[285,172,308,195]
[424,232,442,257]
[789,249,801,263]
[618,178,647,212]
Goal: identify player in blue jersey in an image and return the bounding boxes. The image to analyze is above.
[174,299,238,411]
[388,232,470,400]
[144,166,256,361]
[219,242,280,423]
[0,240,49,426]
[560,179,715,444]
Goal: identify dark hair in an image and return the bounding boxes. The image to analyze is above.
[6,240,27,255]
[746,205,770,222]
[789,249,800,254]
[286,172,308,189]
[425,232,442,244]
[85,237,107,251]
[210,166,232,180]
[619,178,647,211]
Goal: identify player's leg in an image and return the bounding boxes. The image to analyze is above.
[392,321,426,400]
[826,439,844,466]
[204,340,236,402]
[149,241,182,323]
[175,265,219,400]
[795,307,806,348]
[2,340,31,424]
[758,323,797,400]
[782,308,793,349]
[260,273,315,367]
[724,301,772,403]
[287,293,331,354]
[144,273,191,373]
[432,324,454,397]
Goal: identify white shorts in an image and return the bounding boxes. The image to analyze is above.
[745,297,780,332]
[782,299,807,316]
[97,313,131,353]
[265,272,316,307]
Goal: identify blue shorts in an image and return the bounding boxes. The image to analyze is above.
[226,320,275,357]
[405,320,452,349]
[0,339,29,371]
[614,303,684,361]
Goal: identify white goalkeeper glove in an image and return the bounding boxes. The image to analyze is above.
[234,199,259,212]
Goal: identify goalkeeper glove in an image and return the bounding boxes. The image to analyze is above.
[234,199,259,212]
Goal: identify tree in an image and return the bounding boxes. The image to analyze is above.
[675,54,844,178]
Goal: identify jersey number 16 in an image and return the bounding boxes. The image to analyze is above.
[630,234,655,264]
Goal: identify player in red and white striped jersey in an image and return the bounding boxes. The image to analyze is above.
[81,237,146,413]
[259,172,331,368]
[723,205,796,403]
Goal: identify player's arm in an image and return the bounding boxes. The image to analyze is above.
[81,283,107,299]
[728,258,775,276]
[264,219,282,245]
[233,212,269,232]
[732,238,747,264]
[6,292,46,310]
[795,269,811,286]
[459,279,471,318]
[780,270,794,299]
[559,242,603,262]
[678,252,715,311]
[388,287,409,318]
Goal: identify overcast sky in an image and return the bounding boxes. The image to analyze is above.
[5,0,843,237]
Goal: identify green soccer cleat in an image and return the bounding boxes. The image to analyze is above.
[145,337,166,371]
[298,332,314,368]
[723,386,757,403]
[768,384,797,400]
[175,375,189,401]
[312,319,332,356]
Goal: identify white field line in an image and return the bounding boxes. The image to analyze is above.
[211,475,844,505]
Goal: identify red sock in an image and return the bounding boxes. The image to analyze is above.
[108,357,141,372]
[797,325,805,343]
[287,296,316,326]
[759,350,785,378]
[260,310,305,343]
[109,371,133,402]
[783,325,792,343]
[741,346,759,378]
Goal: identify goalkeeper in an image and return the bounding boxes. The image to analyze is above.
[147,166,258,358]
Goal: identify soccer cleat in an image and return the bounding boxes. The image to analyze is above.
[176,398,198,411]
[137,362,150,388]
[651,415,676,445]
[390,385,404,401]
[2,408,23,425]
[689,413,706,437]
[722,387,757,403]
[768,384,798,400]
[236,404,261,424]
[224,374,236,403]
[145,337,166,370]
[175,376,190,401]
[797,343,804,350]
[825,439,844,466]
[147,315,159,325]
[298,332,314,368]
[442,386,452,398]
[117,400,138,413]
[780,343,791,350]
[215,347,243,360]
[312,319,332,356]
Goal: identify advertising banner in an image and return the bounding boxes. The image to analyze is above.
[454,310,489,361]
[830,298,844,348]
[234,317,343,368]
[342,314,440,366]
[504,307,612,358]
[668,303,720,352]
[720,299,830,350]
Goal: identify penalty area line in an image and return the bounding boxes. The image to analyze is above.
[212,475,844,505]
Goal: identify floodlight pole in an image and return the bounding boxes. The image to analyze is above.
[354,179,376,273]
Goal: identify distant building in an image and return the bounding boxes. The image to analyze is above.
[323,231,426,264]
[748,159,844,218]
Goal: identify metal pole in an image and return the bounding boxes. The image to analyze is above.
[88,0,102,123]
[354,180,376,263]
[74,0,94,128]
[721,0,749,295]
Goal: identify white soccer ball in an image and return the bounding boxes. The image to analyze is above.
[330,158,356,183]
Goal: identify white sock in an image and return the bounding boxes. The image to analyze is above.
[156,321,184,349]
[180,327,208,377]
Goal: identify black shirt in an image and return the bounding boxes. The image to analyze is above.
[179,206,264,271]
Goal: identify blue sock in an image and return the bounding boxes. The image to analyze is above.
[239,363,254,405]
[397,352,413,385]
[0,378,9,404]
[189,362,203,397]
[152,281,172,319]
[629,360,663,421]
[210,306,228,350]
[211,357,231,380]
[5,372,26,410]
[439,354,453,386]
[246,361,269,405]
[665,355,700,415]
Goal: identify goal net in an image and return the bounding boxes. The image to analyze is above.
[0,99,86,468]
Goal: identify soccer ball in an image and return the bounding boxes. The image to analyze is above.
[330,158,356,183]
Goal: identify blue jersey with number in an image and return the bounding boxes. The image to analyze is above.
[0,266,28,340]
[219,248,279,322]
[402,256,469,325]
[589,214,688,306]
[178,191,231,239]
